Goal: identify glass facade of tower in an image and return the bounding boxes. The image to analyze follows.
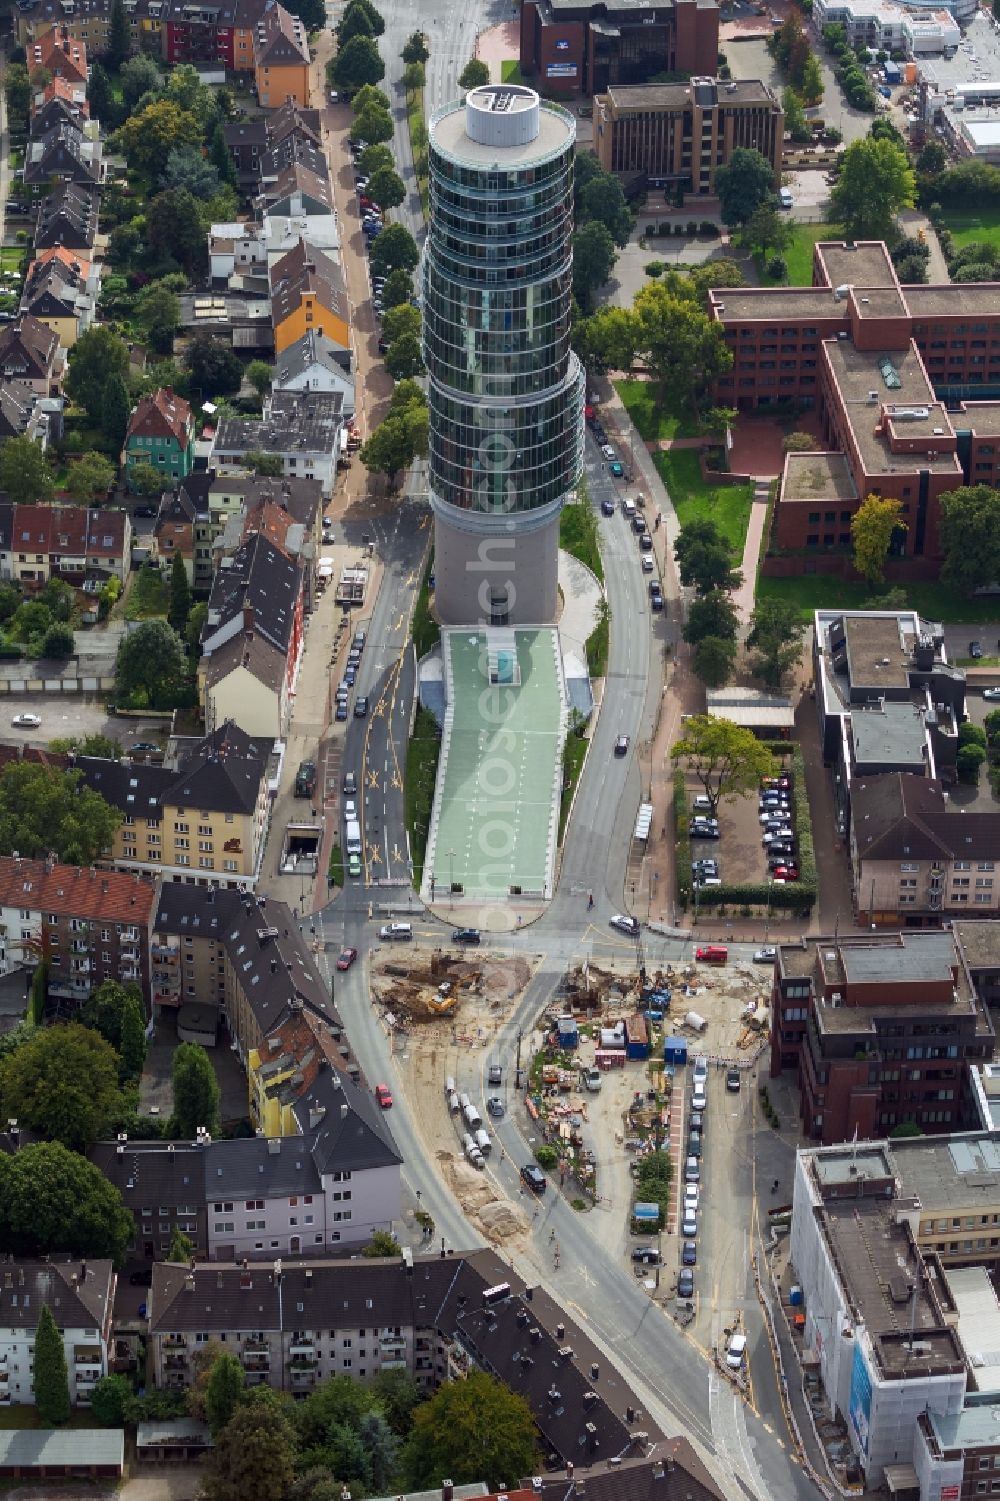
[423,95,584,519]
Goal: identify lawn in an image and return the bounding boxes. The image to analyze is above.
[759,222,841,287]
[941,208,1000,251]
[614,378,699,441]
[559,731,588,841]
[653,449,754,554]
[125,565,169,621]
[0,247,23,271]
[406,85,428,222]
[560,493,604,581]
[501,60,525,84]
[405,706,442,890]
[756,572,1000,624]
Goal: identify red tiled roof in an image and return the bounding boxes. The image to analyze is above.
[33,76,88,119]
[127,388,192,447]
[31,26,88,85]
[0,856,156,925]
[12,504,52,552]
[86,508,128,558]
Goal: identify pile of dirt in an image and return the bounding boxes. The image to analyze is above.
[439,1155,530,1244]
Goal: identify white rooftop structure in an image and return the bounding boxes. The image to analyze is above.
[945,1265,1000,1393]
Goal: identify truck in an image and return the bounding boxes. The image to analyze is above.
[345,819,362,856]
[294,760,316,798]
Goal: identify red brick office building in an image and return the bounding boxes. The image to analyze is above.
[519,0,718,98]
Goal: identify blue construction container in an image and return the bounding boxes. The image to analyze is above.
[663,1036,688,1065]
[556,1015,579,1050]
[884,59,901,82]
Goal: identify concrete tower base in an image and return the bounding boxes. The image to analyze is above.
[432,499,562,627]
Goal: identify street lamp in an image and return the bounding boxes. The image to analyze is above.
[447,848,455,909]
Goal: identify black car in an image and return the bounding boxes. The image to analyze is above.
[454,928,481,944]
[354,697,368,718]
[689,1110,704,1134]
[129,741,161,755]
[631,1246,662,1265]
[521,1164,546,1193]
[639,534,653,551]
[129,1267,154,1287]
[726,1067,741,1092]
[971,640,984,659]
[678,1269,695,1299]
[682,1241,697,1265]
[650,591,664,612]
[690,824,720,841]
[601,499,615,516]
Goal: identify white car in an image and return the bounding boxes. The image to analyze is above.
[610,913,639,936]
[601,444,617,461]
[681,1209,698,1238]
[684,1183,700,1211]
[753,947,777,964]
[11,713,40,729]
[984,687,1000,701]
[762,828,794,845]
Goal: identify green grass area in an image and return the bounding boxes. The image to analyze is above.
[328,843,343,889]
[559,730,587,842]
[759,222,840,286]
[501,60,525,84]
[0,247,23,271]
[653,449,753,554]
[405,705,441,892]
[756,572,1000,624]
[406,86,429,222]
[411,559,439,658]
[8,149,22,170]
[0,1406,96,1430]
[125,565,169,621]
[614,379,699,441]
[586,597,609,678]
[941,208,1000,251]
[559,495,604,582]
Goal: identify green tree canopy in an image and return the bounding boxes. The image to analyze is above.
[34,1304,71,1425]
[939,484,1000,595]
[353,101,394,146]
[674,517,743,596]
[385,333,424,381]
[245,359,272,401]
[66,325,131,426]
[458,58,490,90]
[118,98,203,179]
[168,1225,194,1261]
[0,1023,122,1151]
[715,146,776,225]
[351,83,390,114]
[831,135,915,240]
[169,551,192,634]
[402,29,429,64]
[332,34,386,94]
[683,589,739,647]
[115,619,190,709]
[368,223,420,278]
[672,714,776,815]
[367,164,406,209]
[632,281,732,408]
[120,54,162,112]
[101,371,131,447]
[172,1041,221,1137]
[82,981,143,1052]
[577,173,633,247]
[203,1387,298,1501]
[0,436,53,505]
[851,493,906,585]
[572,220,618,311]
[691,634,737,687]
[572,305,637,373]
[242,451,284,477]
[205,1351,246,1437]
[136,282,182,356]
[147,187,209,276]
[0,761,121,865]
[66,450,115,504]
[403,1369,540,1489]
[86,62,117,125]
[362,1229,401,1257]
[360,384,428,489]
[382,303,421,345]
[185,333,243,397]
[746,598,804,688]
[741,200,793,261]
[164,145,220,200]
[119,992,147,1081]
[381,268,413,309]
[358,141,393,177]
[91,1374,132,1426]
[0,1141,134,1262]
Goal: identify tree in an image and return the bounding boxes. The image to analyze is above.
[851,494,906,585]
[147,188,209,276]
[741,200,793,261]
[958,742,987,781]
[362,1229,401,1257]
[672,714,776,815]
[369,223,420,278]
[960,721,987,749]
[403,60,425,92]
[351,83,390,115]
[371,1368,423,1435]
[337,0,378,42]
[332,35,386,94]
[353,103,394,149]
[129,463,167,500]
[172,1041,221,1137]
[0,1141,133,1262]
[203,1388,297,1501]
[168,1225,194,1261]
[48,732,117,757]
[205,1352,245,1438]
[107,0,130,68]
[573,220,617,311]
[4,64,31,134]
[101,371,132,447]
[458,58,490,90]
[385,333,424,381]
[769,8,804,70]
[691,635,737,687]
[339,0,384,38]
[164,146,219,200]
[185,334,243,397]
[115,619,190,708]
[360,387,429,489]
[186,602,208,651]
[66,326,131,426]
[169,551,192,634]
[66,451,115,504]
[210,121,237,189]
[0,762,121,866]
[41,623,75,660]
[0,1023,122,1151]
[382,268,414,309]
[939,485,1000,595]
[119,99,203,180]
[90,1374,132,1426]
[831,135,915,240]
[0,436,53,505]
[800,52,824,105]
[83,981,142,1053]
[683,589,739,647]
[746,599,804,688]
[119,992,147,1081]
[632,282,732,408]
[573,305,637,374]
[367,165,405,210]
[716,147,776,225]
[34,1305,71,1425]
[120,54,162,113]
[402,29,429,64]
[782,86,809,141]
[577,173,633,248]
[403,1369,539,1490]
[358,141,393,177]
[87,62,117,125]
[284,0,325,29]
[382,304,421,346]
[916,139,947,179]
[783,430,817,452]
[136,283,182,356]
[674,518,742,595]
[245,360,272,402]
[242,450,284,477]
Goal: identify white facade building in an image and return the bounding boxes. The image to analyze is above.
[0,1261,115,1407]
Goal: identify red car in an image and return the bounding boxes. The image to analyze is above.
[772,866,799,881]
[336,946,358,971]
[695,944,728,964]
[375,1084,393,1109]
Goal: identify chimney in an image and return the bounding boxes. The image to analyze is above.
[441,1485,454,1501]
[305,1268,312,1285]
[566,1461,574,1480]
[340,1102,348,1120]
[243,603,254,635]
[309,1106,326,1130]
[555,1322,565,1339]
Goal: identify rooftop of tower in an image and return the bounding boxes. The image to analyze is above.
[430,85,575,167]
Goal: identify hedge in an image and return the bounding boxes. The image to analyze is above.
[634,1149,672,1232]
[674,768,691,905]
[685,879,814,914]
[789,744,817,892]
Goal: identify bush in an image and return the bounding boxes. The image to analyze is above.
[634,1150,672,1230]
[686,220,698,235]
[535,1144,558,1169]
[699,220,719,236]
[767,255,787,279]
[790,744,817,891]
[674,768,691,907]
[674,223,686,236]
[645,260,665,278]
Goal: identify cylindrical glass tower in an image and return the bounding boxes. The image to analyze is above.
[423,84,584,625]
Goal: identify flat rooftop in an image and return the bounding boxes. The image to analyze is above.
[850,700,929,771]
[823,339,964,478]
[822,1198,964,1378]
[710,287,848,322]
[844,613,912,691]
[919,11,1000,93]
[840,929,957,985]
[816,240,898,291]
[854,287,909,319]
[602,78,775,110]
[782,451,858,503]
[893,1133,1000,1211]
[812,1143,895,1187]
[927,1403,1000,1456]
[430,102,573,167]
[905,284,1000,317]
[956,401,1000,436]
[946,1265,1000,1393]
[954,920,1000,969]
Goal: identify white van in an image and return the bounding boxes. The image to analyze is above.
[447,1090,461,1116]
[379,921,412,941]
[475,1127,492,1157]
[693,1055,709,1088]
[445,1075,456,1097]
[726,1332,748,1370]
[345,819,362,855]
[779,187,793,209]
[463,1102,482,1131]
[585,1066,602,1092]
[622,497,637,519]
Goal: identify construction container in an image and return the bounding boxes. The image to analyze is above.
[663,1036,689,1065]
[557,1015,579,1049]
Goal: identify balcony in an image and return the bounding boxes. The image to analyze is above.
[288,1337,315,1357]
[162,1335,187,1349]
[152,945,178,960]
[380,1336,406,1354]
[290,1365,317,1387]
[164,1352,188,1370]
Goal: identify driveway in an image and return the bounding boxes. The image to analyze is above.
[726,35,872,146]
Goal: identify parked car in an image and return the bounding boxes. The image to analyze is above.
[695,944,728,964]
[374,1083,393,1109]
[610,461,625,478]
[521,1164,546,1193]
[678,1269,695,1298]
[682,1241,697,1265]
[631,1246,662,1265]
[641,556,655,572]
[348,852,361,877]
[294,760,316,798]
[639,533,652,550]
[129,741,161,755]
[726,1332,748,1370]
[681,1209,698,1238]
[650,590,664,611]
[726,1067,741,1092]
[690,823,720,841]
[343,770,357,795]
[601,444,616,461]
[683,1183,700,1209]
[11,713,40,729]
[601,498,615,516]
[610,913,639,936]
[772,865,799,881]
[984,687,1000,701]
[971,640,983,659]
[487,1096,505,1118]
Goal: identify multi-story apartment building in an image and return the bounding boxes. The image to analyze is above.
[0,1261,115,1408]
[519,0,719,97]
[160,0,268,67]
[769,930,995,1139]
[210,390,344,496]
[594,78,783,197]
[268,240,350,358]
[89,1139,209,1260]
[0,856,156,1009]
[125,388,195,488]
[13,0,161,57]
[253,2,310,108]
[29,24,88,84]
[33,181,100,253]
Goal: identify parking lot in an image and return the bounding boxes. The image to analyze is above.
[2,697,168,748]
[686,772,799,896]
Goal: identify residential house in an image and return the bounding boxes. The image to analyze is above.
[0,503,15,580]
[223,99,321,197]
[84,507,131,584]
[89,1140,208,1260]
[248,1007,361,1136]
[33,181,100,253]
[260,166,338,263]
[0,315,63,396]
[253,3,311,108]
[0,1259,115,1407]
[206,472,323,552]
[31,75,89,123]
[48,504,88,583]
[208,219,267,284]
[31,92,88,137]
[73,720,272,888]
[0,856,156,1009]
[0,381,56,451]
[154,473,214,589]
[273,329,355,418]
[13,0,161,55]
[269,239,349,357]
[29,25,89,85]
[20,252,97,347]
[769,930,994,1139]
[124,388,194,488]
[12,504,130,589]
[10,505,52,586]
[24,121,104,194]
[209,389,343,495]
